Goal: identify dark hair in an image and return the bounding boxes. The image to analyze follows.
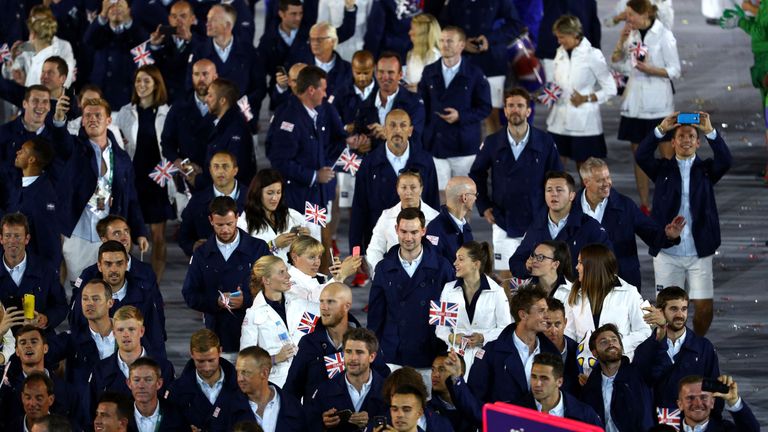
[232,421,265,432]
[397,168,423,187]
[33,414,72,432]
[209,195,238,217]
[98,240,129,262]
[589,323,623,351]
[15,324,46,345]
[83,278,114,299]
[382,367,427,401]
[24,84,51,101]
[23,371,54,396]
[210,150,238,168]
[569,244,618,317]
[1,212,30,236]
[190,328,222,353]
[441,25,466,41]
[352,50,375,64]
[43,56,68,78]
[461,241,493,276]
[97,392,133,421]
[537,240,574,283]
[546,297,565,315]
[504,87,532,106]
[244,169,289,234]
[435,351,466,375]
[533,352,564,379]
[210,78,240,107]
[129,357,162,378]
[544,170,577,193]
[25,137,54,169]
[392,384,426,409]
[296,65,327,94]
[96,215,129,239]
[77,84,105,104]
[510,286,548,322]
[278,0,303,11]
[377,50,403,69]
[656,286,689,310]
[626,0,658,17]
[396,207,426,229]
[342,327,379,354]
[131,64,168,107]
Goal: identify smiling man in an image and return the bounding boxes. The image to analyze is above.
[126,357,185,430]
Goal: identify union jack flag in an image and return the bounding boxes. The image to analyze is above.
[334,147,362,176]
[296,311,319,335]
[237,95,253,121]
[630,41,649,64]
[456,336,470,356]
[509,277,532,292]
[656,407,681,429]
[429,301,459,327]
[324,352,345,379]
[537,82,562,108]
[304,202,328,227]
[148,159,179,187]
[0,44,11,63]
[131,41,155,66]
[611,70,628,92]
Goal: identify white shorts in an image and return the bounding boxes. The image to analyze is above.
[433,155,477,190]
[492,224,522,271]
[63,235,102,287]
[387,363,434,398]
[487,76,506,108]
[653,252,714,299]
[337,172,355,208]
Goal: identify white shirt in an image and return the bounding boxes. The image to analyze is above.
[117,348,146,378]
[196,368,225,404]
[399,247,424,278]
[250,386,281,432]
[213,181,240,200]
[666,329,687,362]
[385,144,410,175]
[278,27,298,46]
[448,212,465,231]
[3,254,27,286]
[581,193,608,223]
[195,93,209,116]
[216,231,241,262]
[375,88,399,125]
[506,125,530,160]
[535,391,565,417]
[89,327,116,359]
[134,402,161,432]
[213,37,234,63]
[21,176,39,187]
[441,59,461,88]
[512,331,540,388]
[345,372,373,412]
[112,280,128,303]
[315,55,337,74]
[548,214,568,239]
[602,372,619,432]
[354,81,375,101]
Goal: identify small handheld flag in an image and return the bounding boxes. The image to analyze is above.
[148,159,179,187]
[304,202,328,227]
[131,41,155,66]
[429,301,459,328]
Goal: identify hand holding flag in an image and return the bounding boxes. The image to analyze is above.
[537,82,562,108]
[334,147,362,176]
[148,159,179,187]
[131,40,155,66]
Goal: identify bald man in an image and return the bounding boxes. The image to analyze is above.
[426,177,477,262]
[284,283,390,401]
[335,50,376,128]
[270,62,308,110]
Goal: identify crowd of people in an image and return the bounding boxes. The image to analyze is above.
[0,0,763,431]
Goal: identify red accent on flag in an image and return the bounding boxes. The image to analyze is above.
[324,352,345,379]
[304,202,328,227]
[148,159,179,187]
[429,301,459,327]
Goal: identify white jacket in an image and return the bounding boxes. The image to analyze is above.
[237,208,315,263]
[114,103,170,160]
[435,276,512,379]
[317,0,373,62]
[366,202,439,273]
[405,48,441,87]
[546,37,616,137]
[615,19,680,119]
[610,0,674,31]
[286,265,338,305]
[240,291,319,387]
[1,329,13,366]
[553,277,651,360]
[5,37,77,88]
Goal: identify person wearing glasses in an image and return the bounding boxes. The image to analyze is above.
[425,176,477,263]
[525,240,573,297]
[294,22,352,100]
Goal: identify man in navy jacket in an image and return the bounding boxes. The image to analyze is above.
[677,375,760,432]
[636,112,732,336]
[333,50,376,127]
[293,22,353,101]
[182,196,270,357]
[363,0,419,59]
[425,176,476,263]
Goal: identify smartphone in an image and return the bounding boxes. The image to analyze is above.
[701,377,730,394]
[159,25,177,37]
[335,409,353,423]
[677,112,700,125]
[352,246,360,257]
[276,66,287,76]
[373,416,387,428]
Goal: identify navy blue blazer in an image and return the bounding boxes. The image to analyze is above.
[515,391,604,427]
[696,402,760,432]
[367,243,454,368]
[419,58,491,157]
[364,406,452,432]
[127,398,188,432]
[0,252,67,331]
[348,143,439,253]
[0,117,71,186]
[427,395,473,432]
[58,328,104,393]
[150,33,205,103]
[189,0,255,43]
[160,92,216,169]
[635,130,732,258]
[294,51,353,101]
[182,229,270,352]
[469,126,562,238]
[536,0,600,60]
[202,108,256,188]
[363,0,414,59]
[179,184,247,257]
[166,358,245,432]
[307,371,388,432]
[509,207,612,278]
[426,205,473,264]
[572,188,679,289]
[582,358,654,432]
[234,384,308,432]
[333,82,378,126]
[353,85,425,151]
[446,323,561,425]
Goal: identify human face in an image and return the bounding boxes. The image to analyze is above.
[134,71,156,101]
[672,126,700,159]
[397,175,423,208]
[544,309,566,346]
[97,251,128,288]
[521,298,549,332]
[22,89,51,127]
[82,105,111,139]
[236,356,268,397]
[114,318,145,352]
[103,220,132,252]
[192,62,218,98]
[1,223,30,260]
[439,30,465,60]
[94,402,125,432]
[169,3,195,32]
[408,21,426,44]
[390,393,423,432]
[15,330,48,366]
[662,299,689,332]
[454,247,479,279]
[128,366,162,404]
[292,249,322,276]
[351,57,374,90]
[206,6,231,38]
[384,112,413,151]
[309,27,334,59]
[22,381,54,421]
[306,78,327,108]
[624,6,650,30]
[261,182,283,213]
[376,57,402,95]
[529,244,558,278]
[584,167,612,202]
[288,64,305,94]
[554,31,580,50]
[678,382,715,425]
[544,178,574,213]
[530,364,562,402]
[503,95,531,127]
[209,211,238,243]
[319,288,350,327]
[576,254,583,283]
[343,340,374,377]
[278,4,303,31]
[431,356,451,393]
[210,153,238,190]
[264,260,292,293]
[14,142,34,170]
[592,330,623,363]
[204,85,224,117]
[396,218,425,254]
[191,347,222,381]
[40,62,65,91]
[82,283,114,321]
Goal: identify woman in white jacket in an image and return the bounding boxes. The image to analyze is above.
[525,240,574,297]
[553,244,651,360]
[286,235,361,305]
[435,241,512,379]
[404,13,441,92]
[317,0,373,61]
[240,256,318,387]
[113,65,173,281]
[612,0,680,213]
[546,15,617,172]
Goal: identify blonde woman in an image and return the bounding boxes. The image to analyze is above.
[286,236,361,304]
[317,0,374,61]
[240,256,317,387]
[404,13,441,92]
